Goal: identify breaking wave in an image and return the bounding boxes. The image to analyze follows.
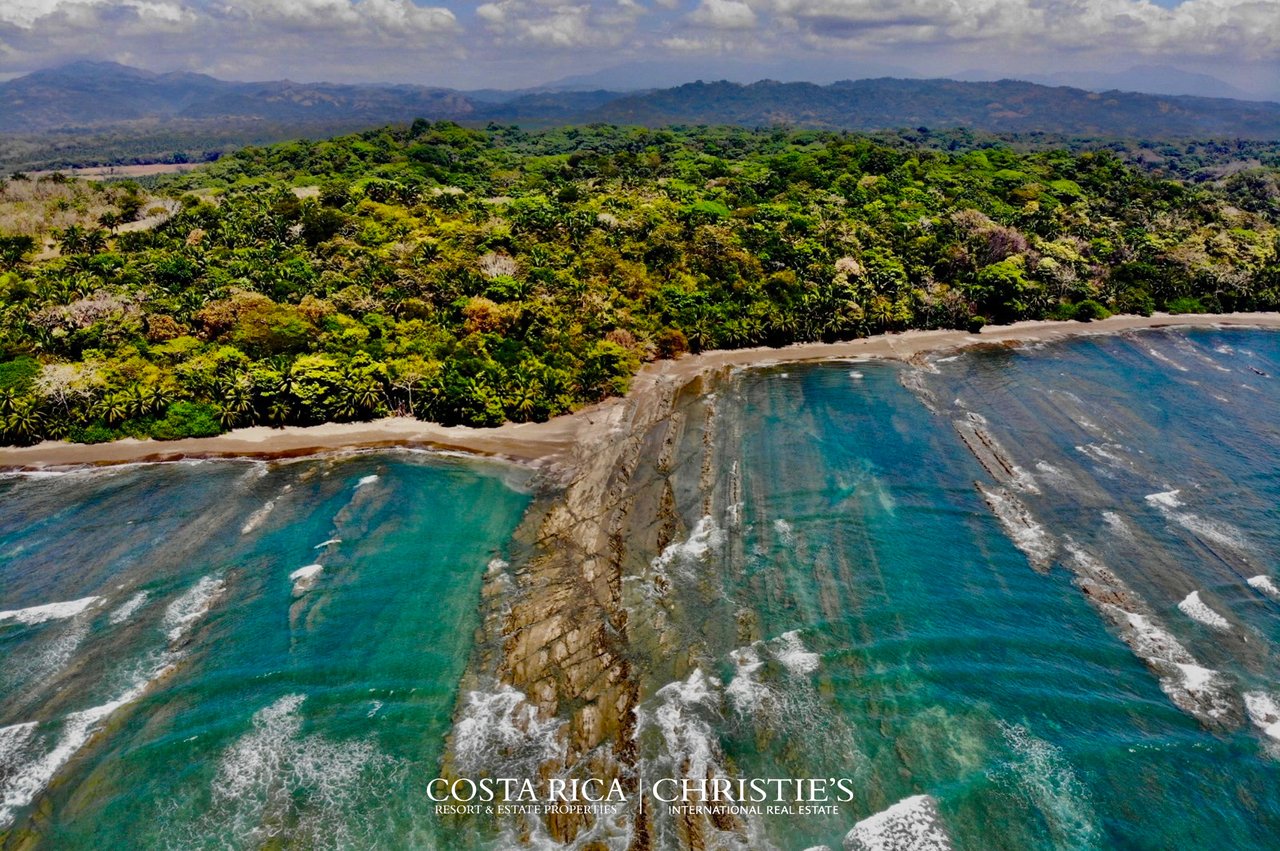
[162,576,226,643]
[844,794,953,851]
[1178,591,1231,631]
[0,596,100,626]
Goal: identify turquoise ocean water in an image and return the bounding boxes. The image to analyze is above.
[4,327,1280,849]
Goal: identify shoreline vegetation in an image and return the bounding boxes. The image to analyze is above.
[3,123,1278,466]
[2,311,1277,471]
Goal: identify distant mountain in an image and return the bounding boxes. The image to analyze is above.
[540,58,917,92]
[584,79,1280,139]
[3,63,1279,150]
[1019,66,1257,101]
[0,61,475,132]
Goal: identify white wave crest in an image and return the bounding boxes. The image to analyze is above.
[844,794,953,851]
[0,596,100,626]
[775,630,820,676]
[451,684,563,777]
[646,669,723,783]
[289,565,323,596]
[1248,575,1280,600]
[1244,692,1280,745]
[162,575,226,642]
[240,492,284,535]
[1178,591,1230,631]
[978,484,1056,571]
[313,538,342,549]
[355,474,379,488]
[108,591,149,625]
[1145,490,1184,509]
[1146,491,1256,559]
[652,516,725,581]
[0,662,171,829]
[1147,347,1190,372]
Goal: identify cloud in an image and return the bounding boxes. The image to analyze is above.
[0,0,1274,89]
[687,0,757,29]
[475,0,645,48]
[759,0,1280,60]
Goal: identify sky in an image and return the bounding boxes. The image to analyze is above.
[0,0,1277,96]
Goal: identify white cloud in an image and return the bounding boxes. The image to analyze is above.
[476,0,645,48]
[0,0,1275,87]
[759,0,1280,60]
[688,0,757,29]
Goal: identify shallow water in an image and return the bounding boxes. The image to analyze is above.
[4,328,1280,849]
[0,454,532,849]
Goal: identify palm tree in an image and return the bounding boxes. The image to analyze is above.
[94,394,129,425]
[4,402,44,442]
[55,224,86,255]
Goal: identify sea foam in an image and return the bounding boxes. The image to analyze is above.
[289,565,324,595]
[451,684,563,777]
[977,485,1056,571]
[1247,575,1280,600]
[0,660,175,829]
[843,794,952,851]
[0,596,100,626]
[1178,591,1231,631]
[108,591,149,625]
[162,576,226,642]
[997,721,1100,849]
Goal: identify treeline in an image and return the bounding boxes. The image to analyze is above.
[0,122,1277,445]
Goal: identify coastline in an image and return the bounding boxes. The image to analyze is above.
[3,311,1278,472]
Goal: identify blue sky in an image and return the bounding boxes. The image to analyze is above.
[0,0,1276,96]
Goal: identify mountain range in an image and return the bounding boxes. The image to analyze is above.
[2,62,1278,149]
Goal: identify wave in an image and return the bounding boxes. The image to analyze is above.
[1146,347,1190,373]
[1244,692,1280,751]
[162,575,226,643]
[1144,490,1184,509]
[997,722,1100,850]
[977,484,1056,572]
[843,794,953,851]
[240,486,291,535]
[313,538,342,549]
[642,668,724,786]
[650,515,725,586]
[1247,575,1280,600]
[1101,511,1136,541]
[195,693,399,850]
[108,591,149,625]
[774,630,820,676]
[1146,490,1257,559]
[1178,591,1231,631]
[355,474,379,488]
[0,657,176,830]
[1116,609,1235,726]
[0,722,37,784]
[1064,545,1238,726]
[289,565,324,596]
[0,596,100,626]
[1074,442,1135,473]
[450,683,563,778]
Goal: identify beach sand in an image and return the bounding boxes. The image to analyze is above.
[3,312,1278,472]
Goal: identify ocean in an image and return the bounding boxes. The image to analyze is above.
[3,326,1280,849]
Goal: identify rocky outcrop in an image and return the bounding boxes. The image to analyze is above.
[442,368,745,849]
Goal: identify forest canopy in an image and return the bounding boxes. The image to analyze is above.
[1,122,1278,445]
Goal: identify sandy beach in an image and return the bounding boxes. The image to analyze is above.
[3,311,1278,472]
